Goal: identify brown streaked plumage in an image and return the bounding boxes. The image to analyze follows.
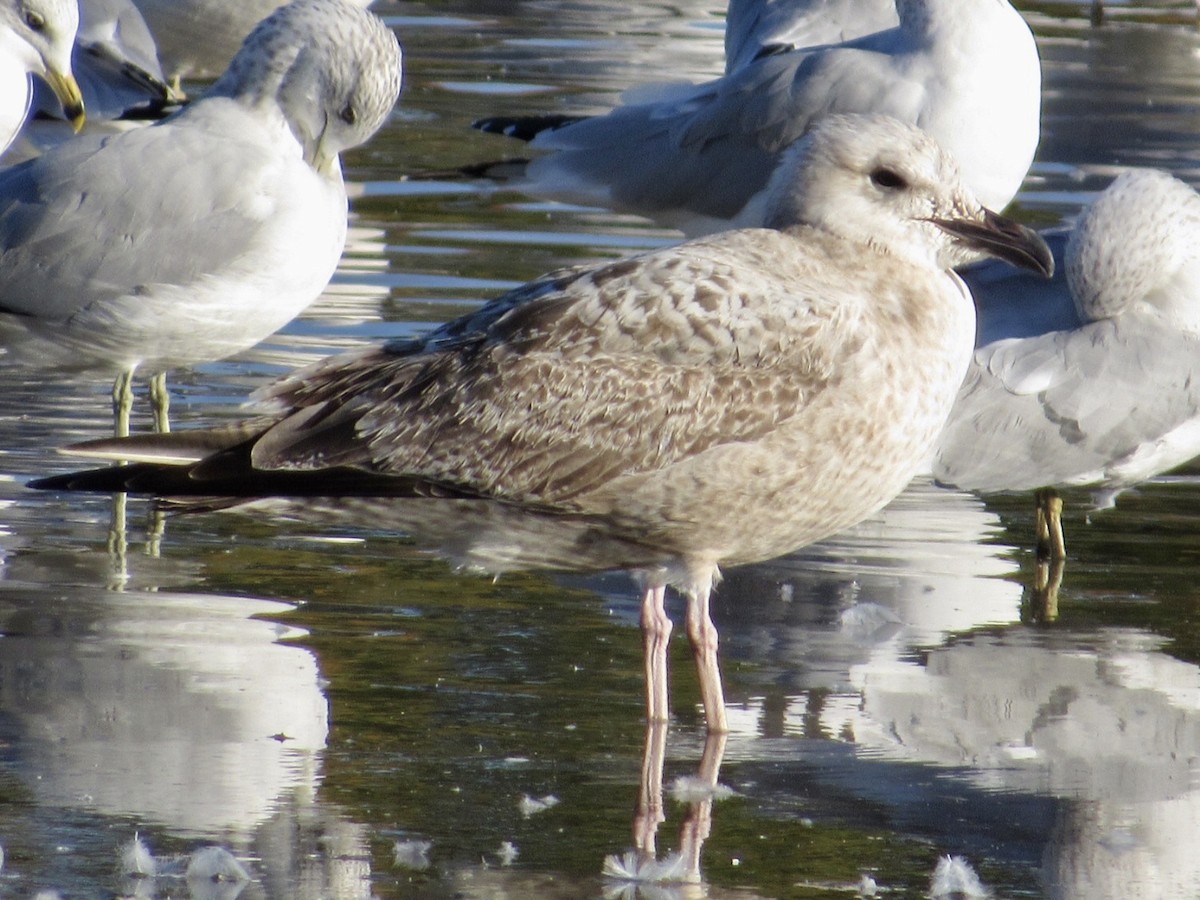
[31,114,1053,732]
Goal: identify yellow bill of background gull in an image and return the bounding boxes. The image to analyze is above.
[936,169,1200,558]
[0,0,402,436]
[4,0,176,164]
[0,0,85,154]
[473,0,1040,234]
[31,114,1054,733]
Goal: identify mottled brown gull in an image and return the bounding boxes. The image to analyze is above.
[936,169,1200,559]
[473,0,1040,233]
[31,114,1054,733]
[0,0,402,435]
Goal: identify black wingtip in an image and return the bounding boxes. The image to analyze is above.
[471,113,589,143]
[29,465,147,493]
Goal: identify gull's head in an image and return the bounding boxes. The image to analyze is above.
[764,114,1053,278]
[1067,169,1200,327]
[212,0,402,173]
[0,0,84,131]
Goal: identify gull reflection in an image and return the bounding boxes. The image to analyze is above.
[839,630,1200,899]
[688,480,1200,897]
[204,478,1019,890]
[712,477,1024,701]
[0,586,326,838]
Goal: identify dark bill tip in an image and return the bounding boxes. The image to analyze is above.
[930,208,1055,278]
[46,71,86,133]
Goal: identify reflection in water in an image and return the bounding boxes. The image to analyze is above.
[843,631,1200,899]
[713,479,1023,699]
[700,478,1200,897]
[0,1,1199,897]
[0,587,326,836]
[0,583,342,896]
[144,476,1027,892]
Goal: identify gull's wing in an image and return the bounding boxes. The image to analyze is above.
[724,0,899,72]
[247,228,868,505]
[0,100,314,324]
[934,312,1200,494]
[527,30,919,221]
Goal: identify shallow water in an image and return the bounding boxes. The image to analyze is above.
[2,1,1200,897]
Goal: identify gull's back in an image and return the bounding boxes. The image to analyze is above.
[935,170,1200,503]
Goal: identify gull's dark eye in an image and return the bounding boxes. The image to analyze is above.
[24,9,45,31]
[870,167,908,191]
[339,104,357,126]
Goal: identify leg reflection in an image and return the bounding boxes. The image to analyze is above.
[1031,555,1064,623]
[676,731,727,879]
[107,492,129,592]
[607,723,728,889]
[634,720,668,861]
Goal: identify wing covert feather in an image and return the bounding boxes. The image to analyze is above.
[252,230,865,503]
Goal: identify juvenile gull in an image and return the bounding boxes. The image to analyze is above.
[0,0,86,154]
[0,0,402,434]
[474,0,1040,232]
[32,115,1054,732]
[935,169,1200,558]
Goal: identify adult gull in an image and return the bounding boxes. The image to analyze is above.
[936,169,1200,558]
[0,0,402,435]
[474,0,1041,233]
[32,115,1054,733]
[0,0,86,154]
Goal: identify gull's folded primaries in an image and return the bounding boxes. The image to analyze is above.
[0,0,402,434]
[0,0,85,154]
[34,114,1054,732]
[474,0,1040,234]
[937,169,1200,551]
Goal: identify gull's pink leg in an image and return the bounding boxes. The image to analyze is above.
[685,584,728,733]
[640,582,672,724]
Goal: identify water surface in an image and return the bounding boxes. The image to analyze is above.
[3,2,1200,897]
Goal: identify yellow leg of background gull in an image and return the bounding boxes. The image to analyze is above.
[1035,488,1066,561]
[111,369,135,438]
[149,372,171,433]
